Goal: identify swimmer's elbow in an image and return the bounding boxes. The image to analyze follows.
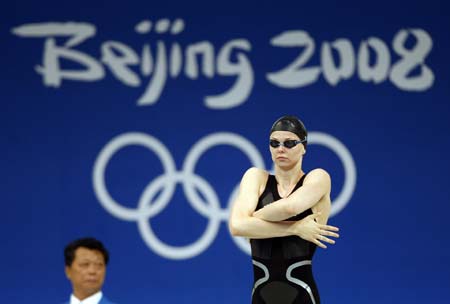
[228,217,246,236]
[285,204,300,218]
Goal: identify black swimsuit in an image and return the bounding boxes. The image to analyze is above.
[250,174,320,304]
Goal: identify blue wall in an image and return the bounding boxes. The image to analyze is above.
[1,0,450,303]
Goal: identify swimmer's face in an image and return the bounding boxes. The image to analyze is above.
[269,131,305,168]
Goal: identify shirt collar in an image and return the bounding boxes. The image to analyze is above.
[70,291,103,304]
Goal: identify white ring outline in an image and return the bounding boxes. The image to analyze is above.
[137,172,221,260]
[182,132,265,220]
[181,132,265,256]
[93,132,176,221]
[308,132,357,216]
[183,132,265,254]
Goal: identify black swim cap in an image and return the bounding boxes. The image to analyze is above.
[270,115,308,148]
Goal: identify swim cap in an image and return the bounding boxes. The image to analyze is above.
[270,115,308,148]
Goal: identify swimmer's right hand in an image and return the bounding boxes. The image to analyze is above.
[290,213,340,249]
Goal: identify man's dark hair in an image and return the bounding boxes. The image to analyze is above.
[64,237,109,266]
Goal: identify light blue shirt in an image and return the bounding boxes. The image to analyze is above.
[70,291,103,304]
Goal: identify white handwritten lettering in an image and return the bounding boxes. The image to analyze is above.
[321,39,355,86]
[266,31,321,88]
[357,37,390,84]
[12,22,104,86]
[11,22,434,109]
[390,29,434,91]
[265,29,434,91]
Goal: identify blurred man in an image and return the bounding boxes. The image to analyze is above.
[64,237,116,304]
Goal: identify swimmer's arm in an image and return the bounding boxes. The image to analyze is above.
[229,168,338,247]
[253,169,331,222]
[228,168,295,239]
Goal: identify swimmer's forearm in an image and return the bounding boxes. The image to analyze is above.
[253,198,294,221]
[254,172,330,221]
[229,216,295,239]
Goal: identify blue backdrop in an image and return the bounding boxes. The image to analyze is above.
[1,0,450,303]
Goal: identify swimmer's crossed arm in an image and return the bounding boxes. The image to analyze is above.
[253,169,331,221]
[228,168,339,248]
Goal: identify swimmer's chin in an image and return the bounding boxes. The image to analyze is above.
[276,157,288,161]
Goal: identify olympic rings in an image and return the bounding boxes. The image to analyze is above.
[92,131,356,259]
[308,132,357,216]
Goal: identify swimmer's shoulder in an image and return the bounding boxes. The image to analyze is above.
[241,167,269,188]
[304,168,331,190]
